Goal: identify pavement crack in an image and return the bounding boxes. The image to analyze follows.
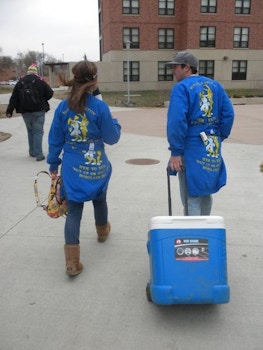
[0,207,38,239]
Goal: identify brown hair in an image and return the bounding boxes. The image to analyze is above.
[181,64,198,74]
[59,61,98,113]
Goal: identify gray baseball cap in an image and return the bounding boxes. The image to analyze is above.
[166,51,198,69]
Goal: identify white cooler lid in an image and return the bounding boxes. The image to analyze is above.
[150,216,225,229]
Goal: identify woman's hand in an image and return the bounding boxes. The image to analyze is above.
[50,170,58,180]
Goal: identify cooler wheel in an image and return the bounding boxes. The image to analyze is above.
[146,283,152,302]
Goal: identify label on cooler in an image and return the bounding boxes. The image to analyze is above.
[174,238,209,261]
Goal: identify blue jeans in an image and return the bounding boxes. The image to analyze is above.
[65,192,108,244]
[22,111,45,158]
[178,166,212,216]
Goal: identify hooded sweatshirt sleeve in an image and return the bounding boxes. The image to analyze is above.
[97,101,121,145]
[167,84,189,156]
[218,88,234,141]
[47,101,65,171]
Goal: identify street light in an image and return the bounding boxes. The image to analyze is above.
[41,43,45,76]
[125,41,131,105]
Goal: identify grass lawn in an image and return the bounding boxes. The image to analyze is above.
[1,86,263,119]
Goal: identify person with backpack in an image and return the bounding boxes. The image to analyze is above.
[6,63,54,161]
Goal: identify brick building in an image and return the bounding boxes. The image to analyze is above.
[94,0,263,91]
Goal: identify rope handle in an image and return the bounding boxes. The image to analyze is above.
[34,170,64,211]
[34,171,50,210]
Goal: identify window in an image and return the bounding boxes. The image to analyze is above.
[234,27,249,48]
[123,0,139,15]
[199,60,214,79]
[123,28,139,48]
[200,26,216,47]
[158,29,174,49]
[200,0,217,13]
[158,62,173,81]
[159,0,174,15]
[232,60,247,80]
[123,61,140,81]
[235,0,250,14]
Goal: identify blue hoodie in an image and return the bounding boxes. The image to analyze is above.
[167,75,234,196]
[47,94,121,202]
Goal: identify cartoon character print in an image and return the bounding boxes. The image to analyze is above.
[199,84,213,117]
[84,143,102,165]
[203,135,220,158]
[68,113,88,142]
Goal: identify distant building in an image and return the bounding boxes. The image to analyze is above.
[93,0,263,92]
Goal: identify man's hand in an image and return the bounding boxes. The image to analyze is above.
[169,155,183,172]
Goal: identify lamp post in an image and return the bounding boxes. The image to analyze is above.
[41,43,45,76]
[125,41,131,105]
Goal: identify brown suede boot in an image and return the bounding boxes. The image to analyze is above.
[64,244,83,276]
[96,222,111,242]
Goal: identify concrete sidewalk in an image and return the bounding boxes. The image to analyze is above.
[0,96,263,350]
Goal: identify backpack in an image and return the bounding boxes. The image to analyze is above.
[19,78,42,111]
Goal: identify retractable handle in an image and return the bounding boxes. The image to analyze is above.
[166,167,172,216]
[166,166,189,216]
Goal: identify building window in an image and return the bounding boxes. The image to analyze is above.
[200,26,216,47]
[200,0,217,13]
[234,27,249,48]
[159,0,175,15]
[123,0,139,15]
[158,62,173,81]
[232,60,247,80]
[123,28,139,49]
[199,60,214,79]
[235,0,250,14]
[123,61,140,81]
[158,29,174,49]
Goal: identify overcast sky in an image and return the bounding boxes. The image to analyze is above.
[0,0,100,62]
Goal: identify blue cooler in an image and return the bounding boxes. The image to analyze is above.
[146,216,230,305]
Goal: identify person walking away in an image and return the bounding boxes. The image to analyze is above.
[47,60,121,276]
[6,63,54,161]
[166,51,234,216]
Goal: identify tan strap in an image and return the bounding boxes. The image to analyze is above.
[34,170,50,210]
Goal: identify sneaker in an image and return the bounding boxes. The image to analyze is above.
[36,155,45,161]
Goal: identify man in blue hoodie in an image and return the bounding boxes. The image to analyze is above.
[166,51,234,216]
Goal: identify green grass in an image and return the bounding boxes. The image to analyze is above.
[0,86,14,94]
[226,88,263,98]
[51,88,263,107]
[1,86,263,118]
[37,89,171,107]
[99,90,171,107]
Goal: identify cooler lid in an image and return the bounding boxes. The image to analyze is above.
[150,216,225,229]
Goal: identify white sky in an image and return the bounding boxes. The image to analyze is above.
[0,0,100,62]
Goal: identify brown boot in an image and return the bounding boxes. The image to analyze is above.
[64,244,83,276]
[96,222,111,242]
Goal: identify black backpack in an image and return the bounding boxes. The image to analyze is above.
[19,78,42,111]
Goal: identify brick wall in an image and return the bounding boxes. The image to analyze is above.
[100,0,263,53]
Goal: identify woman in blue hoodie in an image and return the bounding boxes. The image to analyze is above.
[47,61,121,276]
